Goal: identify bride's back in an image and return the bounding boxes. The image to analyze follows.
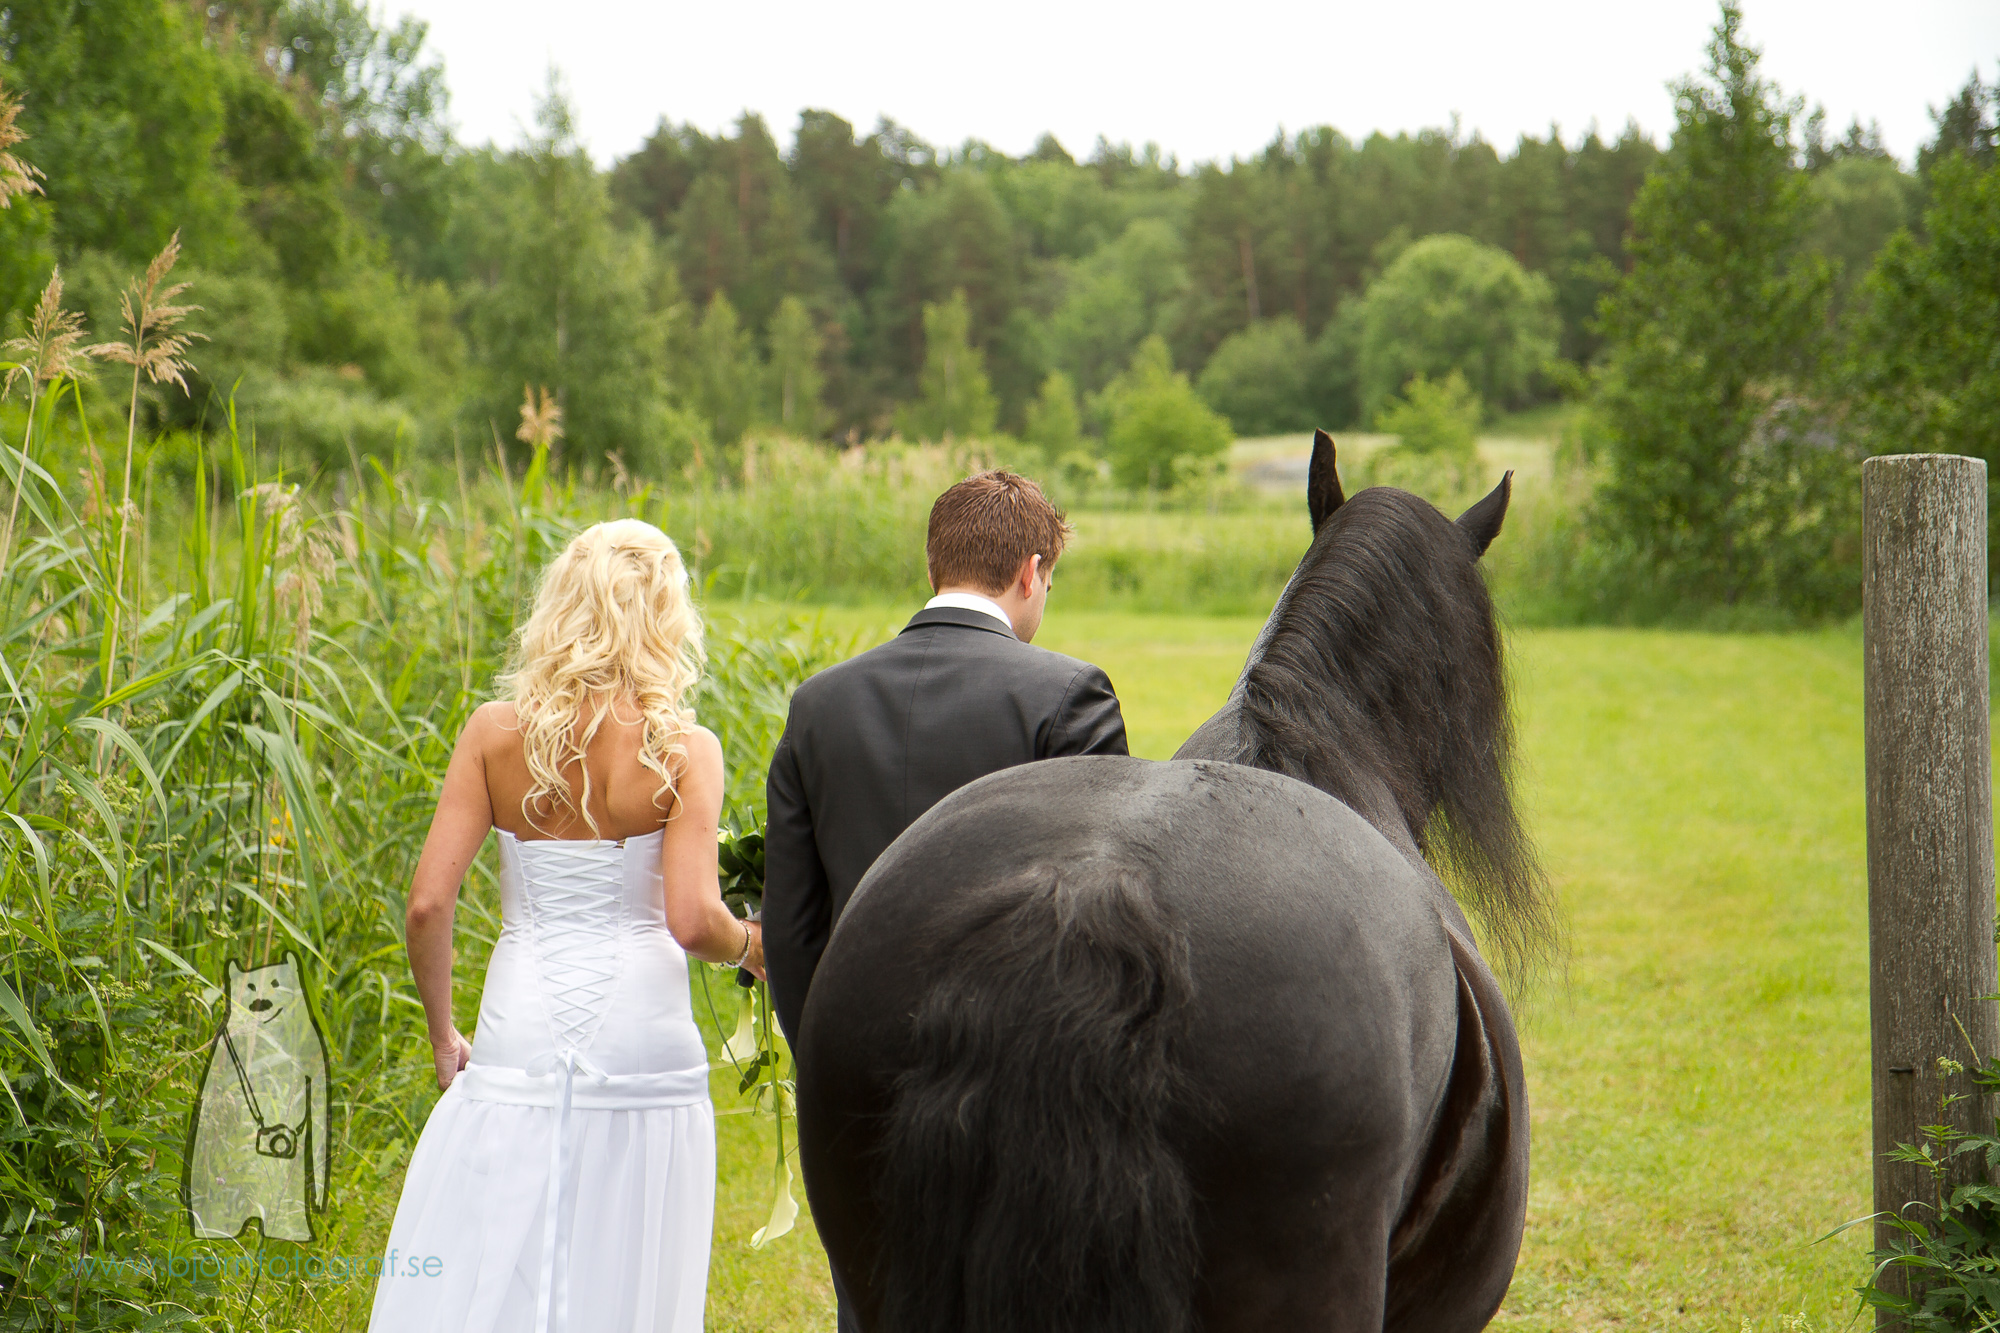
[480,696,700,840]
[477,700,691,843]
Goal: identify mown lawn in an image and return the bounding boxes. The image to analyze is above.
[1498,627,1872,1331]
[694,607,1890,1331]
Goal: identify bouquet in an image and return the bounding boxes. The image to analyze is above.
[712,825,797,1247]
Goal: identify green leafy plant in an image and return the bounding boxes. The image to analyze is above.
[1828,1055,2000,1330]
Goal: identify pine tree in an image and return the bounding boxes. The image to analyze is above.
[1589,2,1834,606]
[1024,370,1083,455]
[768,294,825,437]
[1918,68,1998,175]
[895,290,997,440]
[690,291,761,446]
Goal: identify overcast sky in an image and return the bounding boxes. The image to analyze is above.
[386,0,1998,168]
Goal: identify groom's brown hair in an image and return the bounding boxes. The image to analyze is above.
[926,471,1073,594]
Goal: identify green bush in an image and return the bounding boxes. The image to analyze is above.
[243,368,420,474]
[1308,301,1365,429]
[1362,370,1485,507]
[0,194,56,325]
[180,267,289,408]
[1101,336,1232,491]
[1373,370,1481,462]
[1353,233,1558,421]
[1195,316,1316,436]
[1024,370,1084,456]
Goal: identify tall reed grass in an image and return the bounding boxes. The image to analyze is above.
[648,437,1310,614]
[0,341,843,1328]
[636,434,1611,621]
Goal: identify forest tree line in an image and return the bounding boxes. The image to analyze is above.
[5,1,1999,621]
[0,0,1951,467]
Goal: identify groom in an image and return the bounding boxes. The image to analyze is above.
[763,469,1128,1332]
[763,469,1130,1048]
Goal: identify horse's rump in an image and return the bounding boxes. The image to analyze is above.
[799,757,1501,1332]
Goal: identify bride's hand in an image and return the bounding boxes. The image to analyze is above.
[740,918,767,982]
[432,1029,472,1090]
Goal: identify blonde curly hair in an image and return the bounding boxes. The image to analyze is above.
[499,519,705,836]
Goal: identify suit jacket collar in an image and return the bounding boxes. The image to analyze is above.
[902,606,1020,641]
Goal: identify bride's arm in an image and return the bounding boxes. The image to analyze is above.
[661,727,765,977]
[406,706,499,1087]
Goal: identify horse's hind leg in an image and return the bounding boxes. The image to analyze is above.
[1381,933,1529,1332]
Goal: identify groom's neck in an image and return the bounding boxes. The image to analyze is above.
[932,583,1038,644]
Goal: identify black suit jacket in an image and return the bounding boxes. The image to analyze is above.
[762,606,1129,1041]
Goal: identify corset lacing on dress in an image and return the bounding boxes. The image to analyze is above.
[521,841,625,1333]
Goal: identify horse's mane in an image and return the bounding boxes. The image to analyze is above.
[1239,486,1559,981]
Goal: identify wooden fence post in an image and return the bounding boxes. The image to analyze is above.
[1863,453,1996,1298]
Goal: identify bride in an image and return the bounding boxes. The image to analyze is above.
[369,519,763,1333]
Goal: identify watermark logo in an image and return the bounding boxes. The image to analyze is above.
[180,952,331,1242]
[73,1252,440,1283]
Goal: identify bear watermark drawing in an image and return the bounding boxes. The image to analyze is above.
[182,953,331,1241]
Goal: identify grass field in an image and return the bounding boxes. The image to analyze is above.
[694,606,1887,1332]
[1499,626,1871,1331]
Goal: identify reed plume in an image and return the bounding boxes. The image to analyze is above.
[247,482,338,653]
[3,268,90,399]
[91,231,205,395]
[0,79,45,208]
[88,232,206,694]
[517,384,563,450]
[2,269,96,569]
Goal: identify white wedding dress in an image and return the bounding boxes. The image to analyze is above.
[369,829,715,1333]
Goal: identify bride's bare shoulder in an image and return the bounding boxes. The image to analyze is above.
[460,701,523,753]
[477,700,522,729]
[678,723,722,769]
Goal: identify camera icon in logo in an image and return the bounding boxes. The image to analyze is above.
[256,1122,301,1161]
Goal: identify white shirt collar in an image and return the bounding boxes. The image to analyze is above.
[924,591,1015,635]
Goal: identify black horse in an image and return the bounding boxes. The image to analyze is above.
[795,432,1560,1333]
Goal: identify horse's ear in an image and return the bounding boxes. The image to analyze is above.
[1308,429,1345,531]
[1456,471,1513,558]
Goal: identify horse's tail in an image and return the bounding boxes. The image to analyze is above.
[875,863,1200,1333]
